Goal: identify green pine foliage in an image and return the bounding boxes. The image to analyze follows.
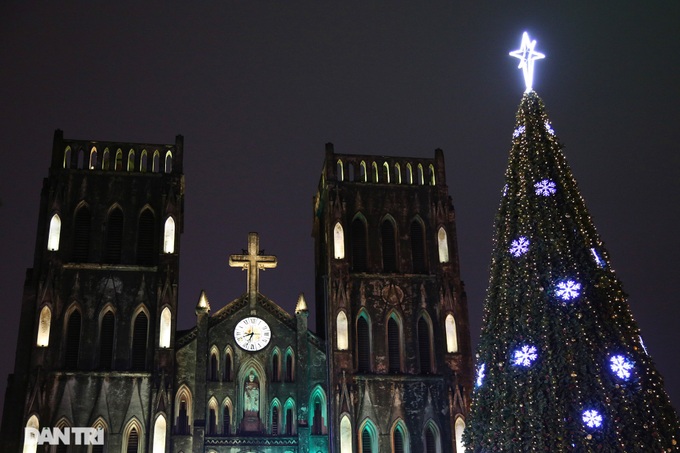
[465,92,679,452]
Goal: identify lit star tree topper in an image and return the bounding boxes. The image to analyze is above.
[509,32,545,93]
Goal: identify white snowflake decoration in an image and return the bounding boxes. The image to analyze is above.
[544,120,555,135]
[509,236,530,257]
[610,355,634,380]
[513,125,525,138]
[476,363,486,387]
[555,280,581,301]
[534,179,557,196]
[590,248,605,268]
[582,409,603,429]
[512,345,538,367]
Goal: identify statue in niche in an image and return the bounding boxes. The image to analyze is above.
[244,373,260,414]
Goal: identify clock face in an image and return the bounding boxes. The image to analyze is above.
[234,317,272,352]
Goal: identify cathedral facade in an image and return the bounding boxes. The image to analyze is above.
[1,132,472,453]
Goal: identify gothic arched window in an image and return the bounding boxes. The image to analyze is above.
[360,421,377,453]
[223,402,231,435]
[73,206,91,262]
[285,350,295,382]
[381,219,397,272]
[137,209,155,265]
[392,420,408,453]
[418,316,433,374]
[36,306,51,347]
[334,222,345,259]
[65,309,81,370]
[454,418,465,453]
[272,351,280,382]
[224,349,233,382]
[351,217,367,272]
[153,414,166,453]
[23,415,39,453]
[445,313,458,353]
[336,311,349,351]
[210,352,219,381]
[340,415,352,453]
[356,314,371,372]
[410,220,426,273]
[423,422,441,453]
[126,426,139,453]
[163,217,175,254]
[105,208,124,264]
[131,311,148,371]
[159,307,171,348]
[387,315,401,373]
[437,227,449,264]
[47,214,61,251]
[164,152,173,173]
[99,310,115,370]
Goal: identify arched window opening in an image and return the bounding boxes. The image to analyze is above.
[115,149,123,171]
[89,147,98,169]
[210,353,219,381]
[454,418,465,453]
[223,404,231,435]
[152,151,160,173]
[175,387,192,435]
[285,351,295,382]
[372,161,379,182]
[417,164,425,185]
[77,148,85,169]
[381,219,397,273]
[153,415,166,453]
[137,209,155,265]
[360,161,367,182]
[351,217,367,272]
[383,161,391,183]
[285,407,294,435]
[100,311,115,370]
[387,316,401,373]
[140,150,148,172]
[394,162,402,184]
[272,406,279,435]
[105,208,124,264]
[356,315,371,372]
[177,400,190,435]
[63,147,71,169]
[392,424,407,453]
[208,407,217,436]
[437,227,449,263]
[23,415,39,453]
[410,220,426,273]
[127,149,136,171]
[333,222,345,259]
[272,351,280,382]
[37,306,51,347]
[424,423,440,453]
[348,162,355,181]
[65,309,81,369]
[102,148,110,170]
[429,164,436,185]
[163,217,175,254]
[445,314,458,353]
[47,214,61,251]
[310,388,327,435]
[159,307,171,348]
[337,159,344,181]
[418,317,433,374]
[336,311,349,350]
[90,419,107,453]
[73,206,91,262]
[131,312,148,371]
[164,151,173,173]
[406,163,413,184]
[224,350,232,381]
[361,422,376,453]
[126,427,139,453]
[340,415,352,453]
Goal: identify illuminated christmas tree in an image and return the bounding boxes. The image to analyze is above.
[465,33,680,452]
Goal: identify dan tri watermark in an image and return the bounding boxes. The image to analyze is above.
[24,427,104,446]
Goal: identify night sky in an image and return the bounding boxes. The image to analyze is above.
[1,2,678,419]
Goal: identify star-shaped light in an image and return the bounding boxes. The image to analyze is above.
[509,32,545,93]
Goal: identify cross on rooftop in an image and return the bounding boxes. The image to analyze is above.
[229,232,277,309]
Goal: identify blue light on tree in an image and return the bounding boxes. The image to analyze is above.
[582,409,603,429]
[590,248,605,268]
[544,120,555,136]
[534,179,557,196]
[513,125,525,138]
[476,363,486,388]
[555,280,581,301]
[512,345,538,367]
[509,236,530,257]
[610,355,634,381]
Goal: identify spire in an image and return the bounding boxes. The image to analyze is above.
[295,293,308,314]
[195,289,210,314]
[465,90,680,451]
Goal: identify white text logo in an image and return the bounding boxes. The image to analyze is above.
[24,427,104,445]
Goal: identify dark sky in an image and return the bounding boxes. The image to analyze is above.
[1,2,678,418]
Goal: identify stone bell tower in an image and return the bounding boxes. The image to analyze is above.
[313,143,473,452]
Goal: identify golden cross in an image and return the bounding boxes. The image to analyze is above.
[229,232,277,308]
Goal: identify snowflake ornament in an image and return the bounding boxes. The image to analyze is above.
[512,345,538,367]
[555,280,581,301]
[534,179,557,196]
[582,409,603,429]
[544,120,555,135]
[509,237,530,257]
[610,355,634,380]
[476,363,486,388]
[513,125,525,138]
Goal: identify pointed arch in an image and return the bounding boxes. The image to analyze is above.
[63,146,72,168]
[454,417,465,453]
[391,418,409,453]
[115,149,123,171]
[270,398,282,435]
[127,149,136,171]
[333,222,345,259]
[210,345,220,381]
[387,311,403,373]
[410,217,426,273]
[271,347,281,382]
[359,418,378,453]
[105,206,124,264]
[152,413,167,453]
[285,347,295,382]
[337,159,344,181]
[224,346,234,382]
[208,396,218,435]
[406,162,413,184]
[123,417,143,453]
[336,310,349,351]
[23,414,39,453]
[64,305,82,369]
[140,149,148,172]
[131,307,149,370]
[102,147,110,170]
[222,397,233,435]
[394,162,402,184]
[89,417,108,453]
[437,227,449,264]
[47,213,61,251]
[310,385,328,435]
[381,215,397,273]
[428,164,436,186]
[418,313,434,374]
[417,163,425,185]
[36,305,51,347]
[89,146,98,169]
[372,161,379,182]
[359,160,367,182]
[164,151,173,173]
[351,214,368,272]
[73,204,91,262]
[152,150,160,173]
[283,398,296,435]
[99,307,116,370]
[159,306,171,348]
[77,147,85,169]
[356,310,372,372]
[340,414,352,453]
[383,161,391,183]
[137,208,155,265]
[175,385,192,435]
[163,216,175,254]
[445,313,458,353]
[423,420,441,453]
[236,357,268,418]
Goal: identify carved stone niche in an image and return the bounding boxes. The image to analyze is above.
[381,283,403,306]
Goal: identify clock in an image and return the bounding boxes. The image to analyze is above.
[234,317,271,352]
